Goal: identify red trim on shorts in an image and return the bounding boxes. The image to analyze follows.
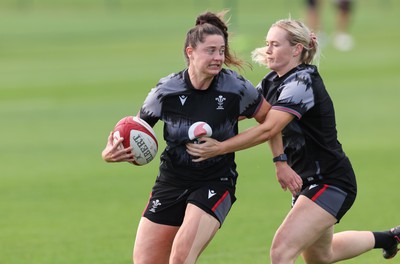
[212,191,229,212]
[311,184,328,201]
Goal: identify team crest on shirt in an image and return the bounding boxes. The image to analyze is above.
[215,95,226,110]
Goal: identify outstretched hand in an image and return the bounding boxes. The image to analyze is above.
[186,137,223,162]
[101,132,136,163]
[275,162,303,195]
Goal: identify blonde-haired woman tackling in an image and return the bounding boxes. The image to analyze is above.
[187,18,399,263]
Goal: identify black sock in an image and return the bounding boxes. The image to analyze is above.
[373,231,396,249]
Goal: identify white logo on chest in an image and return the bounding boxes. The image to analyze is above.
[179,95,187,106]
[215,95,226,110]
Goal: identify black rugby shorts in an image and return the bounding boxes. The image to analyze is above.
[292,183,356,222]
[142,181,236,226]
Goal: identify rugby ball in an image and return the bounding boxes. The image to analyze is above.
[188,121,213,140]
[113,116,158,166]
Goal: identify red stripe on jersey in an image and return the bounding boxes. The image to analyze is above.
[212,191,229,212]
[311,184,329,201]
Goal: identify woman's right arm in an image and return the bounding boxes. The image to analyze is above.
[268,132,302,195]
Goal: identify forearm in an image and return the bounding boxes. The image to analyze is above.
[219,109,292,155]
[268,132,284,158]
[186,110,293,161]
[267,132,303,194]
[219,122,276,154]
[268,132,288,171]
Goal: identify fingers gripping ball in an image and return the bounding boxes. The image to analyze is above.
[113,116,158,165]
[188,121,213,141]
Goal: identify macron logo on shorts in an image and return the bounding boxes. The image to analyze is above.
[208,189,217,199]
[309,184,318,190]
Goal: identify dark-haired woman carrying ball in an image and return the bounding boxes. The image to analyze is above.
[101,10,286,264]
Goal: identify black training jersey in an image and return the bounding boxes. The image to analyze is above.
[140,69,263,186]
[257,64,356,190]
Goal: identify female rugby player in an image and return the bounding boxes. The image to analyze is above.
[186,18,399,263]
[102,10,292,264]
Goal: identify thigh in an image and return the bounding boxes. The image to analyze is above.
[272,195,337,259]
[134,217,179,264]
[301,225,335,263]
[171,204,221,264]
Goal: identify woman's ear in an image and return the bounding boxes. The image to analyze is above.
[293,43,303,57]
[186,46,193,58]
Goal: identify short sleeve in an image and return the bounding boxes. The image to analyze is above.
[272,70,315,119]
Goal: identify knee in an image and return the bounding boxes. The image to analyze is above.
[270,239,298,263]
[270,243,284,263]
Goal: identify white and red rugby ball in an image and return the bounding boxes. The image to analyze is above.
[188,121,213,140]
[113,116,158,166]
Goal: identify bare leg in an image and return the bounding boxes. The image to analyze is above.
[335,0,352,33]
[333,0,354,51]
[133,217,179,264]
[302,229,375,263]
[331,231,374,260]
[270,195,337,264]
[170,203,220,264]
[306,0,321,32]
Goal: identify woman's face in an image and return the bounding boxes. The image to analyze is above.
[187,34,225,77]
[265,26,300,76]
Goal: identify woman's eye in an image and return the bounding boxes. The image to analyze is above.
[207,48,215,54]
[266,43,278,48]
[205,48,225,56]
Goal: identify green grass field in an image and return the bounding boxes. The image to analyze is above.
[1,0,399,263]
